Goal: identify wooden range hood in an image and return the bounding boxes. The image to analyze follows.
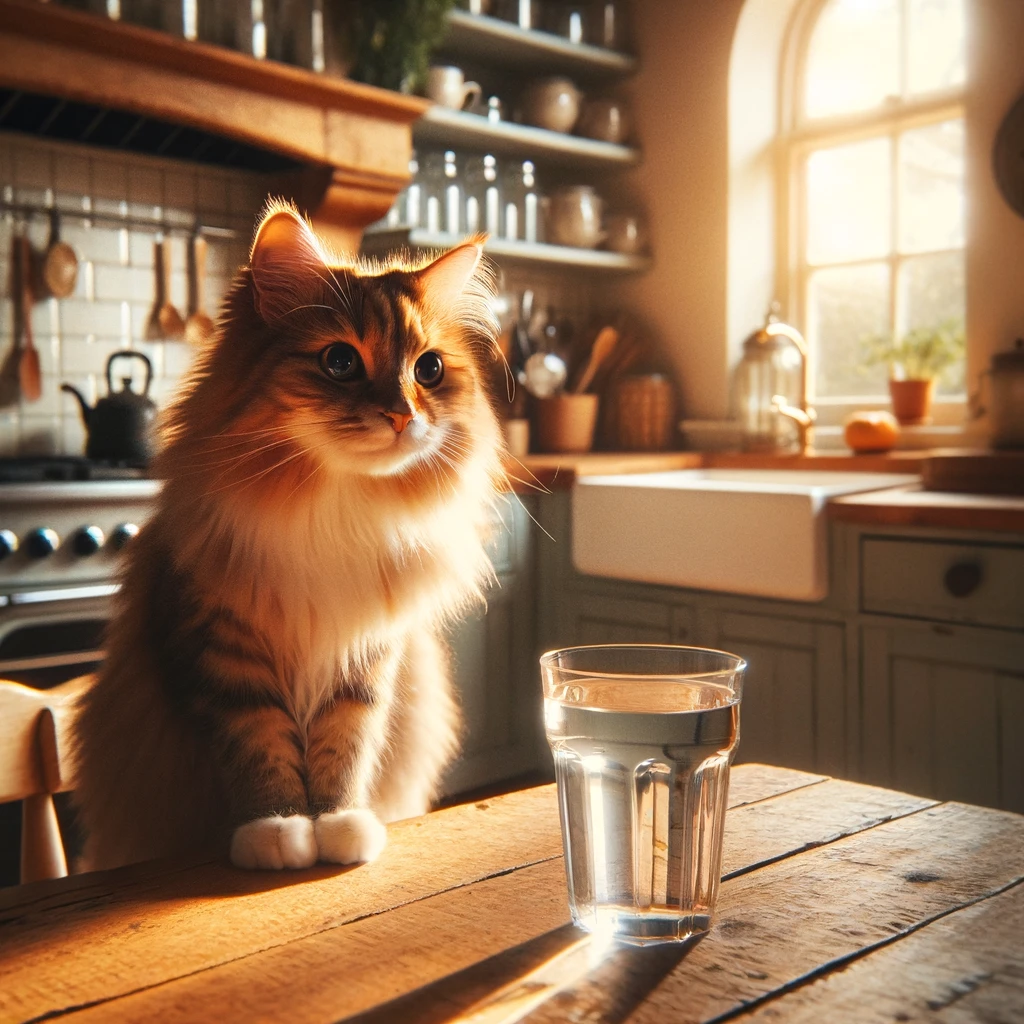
[0,0,428,251]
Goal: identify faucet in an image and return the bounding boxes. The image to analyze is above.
[764,315,815,454]
[772,394,816,454]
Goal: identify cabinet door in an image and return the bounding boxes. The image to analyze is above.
[713,610,847,777]
[570,592,674,645]
[444,497,543,797]
[861,624,1024,812]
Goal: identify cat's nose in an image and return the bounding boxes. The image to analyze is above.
[382,409,414,434]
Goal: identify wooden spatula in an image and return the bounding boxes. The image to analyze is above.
[18,235,41,403]
[573,326,619,395]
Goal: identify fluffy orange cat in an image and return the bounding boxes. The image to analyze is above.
[72,204,504,871]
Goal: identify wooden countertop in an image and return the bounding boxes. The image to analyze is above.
[509,449,1024,533]
[508,449,925,490]
[828,484,1024,534]
[2,763,1021,1023]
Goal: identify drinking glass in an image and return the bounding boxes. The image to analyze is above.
[541,644,746,945]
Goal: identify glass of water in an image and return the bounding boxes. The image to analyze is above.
[541,644,746,945]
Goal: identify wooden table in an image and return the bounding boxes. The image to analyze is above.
[2,764,1022,1023]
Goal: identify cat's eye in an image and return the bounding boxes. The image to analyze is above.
[320,343,363,381]
[414,351,444,389]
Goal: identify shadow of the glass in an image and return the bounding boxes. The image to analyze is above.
[340,922,702,1024]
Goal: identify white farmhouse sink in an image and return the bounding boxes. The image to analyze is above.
[572,469,919,601]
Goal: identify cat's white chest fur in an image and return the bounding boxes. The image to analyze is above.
[199,472,494,721]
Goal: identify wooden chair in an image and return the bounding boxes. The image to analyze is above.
[0,674,93,884]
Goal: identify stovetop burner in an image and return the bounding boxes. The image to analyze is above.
[0,457,148,484]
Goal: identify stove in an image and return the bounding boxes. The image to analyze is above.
[0,458,161,685]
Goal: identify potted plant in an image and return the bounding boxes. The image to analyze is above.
[339,0,457,94]
[864,319,966,425]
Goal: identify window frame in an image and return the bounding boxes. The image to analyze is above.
[778,0,967,426]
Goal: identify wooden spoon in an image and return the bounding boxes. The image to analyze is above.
[184,234,215,346]
[42,209,78,299]
[146,238,185,340]
[573,326,619,394]
[18,235,42,403]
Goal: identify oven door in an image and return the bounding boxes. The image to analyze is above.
[0,584,115,688]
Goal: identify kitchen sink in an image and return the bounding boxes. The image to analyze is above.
[572,469,920,601]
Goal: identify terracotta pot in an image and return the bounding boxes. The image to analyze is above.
[534,394,599,453]
[889,378,935,426]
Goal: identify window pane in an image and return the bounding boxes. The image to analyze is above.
[808,263,891,398]
[805,0,899,119]
[908,0,966,95]
[900,252,965,394]
[807,138,891,265]
[898,120,964,253]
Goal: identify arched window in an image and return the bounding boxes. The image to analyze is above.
[784,0,966,415]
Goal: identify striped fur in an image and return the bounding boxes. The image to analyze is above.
[72,206,505,870]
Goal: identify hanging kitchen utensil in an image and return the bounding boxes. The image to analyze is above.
[184,233,215,346]
[61,351,157,463]
[146,238,185,340]
[573,325,619,394]
[18,235,42,403]
[41,209,78,299]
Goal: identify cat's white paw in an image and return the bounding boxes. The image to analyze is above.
[230,815,318,870]
[314,808,387,865]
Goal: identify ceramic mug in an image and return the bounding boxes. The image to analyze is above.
[604,212,646,254]
[426,66,482,111]
[547,185,605,249]
[576,98,631,144]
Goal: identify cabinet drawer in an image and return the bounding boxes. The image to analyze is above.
[861,537,1024,630]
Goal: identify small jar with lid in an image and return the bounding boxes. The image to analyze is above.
[979,338,1024,449]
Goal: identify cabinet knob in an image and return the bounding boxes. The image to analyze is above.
[944,561,983,598]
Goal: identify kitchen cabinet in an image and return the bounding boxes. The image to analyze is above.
[860,621,1024,813]
[444,494,545,796]
[517,489,1024,811]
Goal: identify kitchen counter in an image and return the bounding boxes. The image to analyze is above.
[508,449,1024,533]
[507,449,926,490]
[829,484,1024,534]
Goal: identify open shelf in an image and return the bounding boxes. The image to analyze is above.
[414,106,638,168]
[440,10,637,80]
[361,227,650,273]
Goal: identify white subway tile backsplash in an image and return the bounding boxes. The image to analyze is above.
[14,148,52,190]
[90,157,129,201]
[0,136,265,455]
[128,164,163,210]
[93,264,155,304]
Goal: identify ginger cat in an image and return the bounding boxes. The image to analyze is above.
[73,205,504,871]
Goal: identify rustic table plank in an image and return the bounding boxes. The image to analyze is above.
[739,879,1024,1022]
[35,776,934,1024]
[619,803,1024,1024]
[0,765,818,1022]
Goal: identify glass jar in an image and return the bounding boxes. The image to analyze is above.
[464,155,501,235]
[733,308,806,452]
[419,151,462,235]
[502,160,540,243]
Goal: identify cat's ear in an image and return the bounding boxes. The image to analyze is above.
[415,239,484,306]
[249,206,328,323]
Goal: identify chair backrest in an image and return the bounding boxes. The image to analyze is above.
[0,675,94,883]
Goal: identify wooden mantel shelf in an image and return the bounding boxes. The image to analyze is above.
[0,0,428,247]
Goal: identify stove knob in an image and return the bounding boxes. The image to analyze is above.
[0,530,18,559]
[110,523,140,551]
[73,526,105,557]
[25,527,60,559]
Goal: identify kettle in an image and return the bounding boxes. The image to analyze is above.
[62,351,157,463]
